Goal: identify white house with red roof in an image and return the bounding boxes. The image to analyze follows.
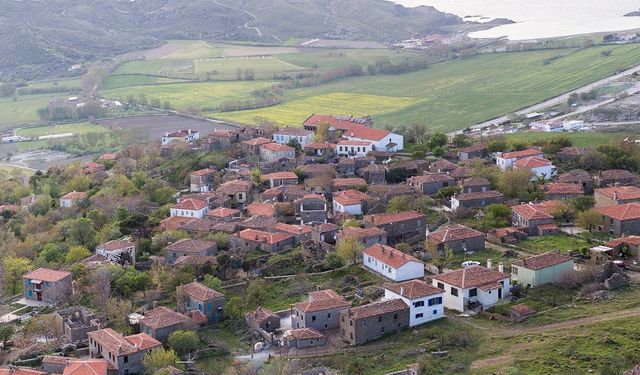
[363,244,424,282]
[383,279,444,326]
[513,156,555,181]
[431,262,510,312]
[170,198,209,219]
[332,189,372,215]
[273,127,314,148]
[60,191,88,208]
[336,140,374,158]
[302,114,372,132]
[161,129,199,146]
[495,148,543,170]
[343,126,403,152]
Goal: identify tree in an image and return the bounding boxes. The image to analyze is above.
[576,210,604,232]
[324,252,344,270]
[68,218,98,249]
[387,195,414,212]
[3,257,33,295]
[224,296,244,319]
[426,244,454,273]
[65,245,91,264]
[428,132,447,149]
[143,348,180,374]
[486,138,508,153]
[496,169,532,200]
[550,201,575,223]
[202,275,224,291]
[0,325,15,346]
[577,151,609,171]
[167,330,200,358]
[453,134,471,148]
[24,314,60,343]
[314,122,330,142]
[246,280,269,308]
[105,298,133,334]
[211,232,230,250]
[114,268,151,298]
[342,218,361,228]
[571,196,596,212]
[250,167,262,187]
[336,235,364,265]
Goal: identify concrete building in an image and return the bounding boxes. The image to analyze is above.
[511,252,574,288]
[336,140,374,158]
[362,244,424,282]
[495,148,543,170]
[513,156,555,181]
[383,280,445,327]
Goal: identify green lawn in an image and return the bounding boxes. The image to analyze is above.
[210,92,418,125]
[0,93,64,128]
[213,44,640,131]
[101,81,276,110]
[519,234,589,254]
[24,77,83,90]
[17,122,109,138]
[156,40,223,60]
[505,131,633,147]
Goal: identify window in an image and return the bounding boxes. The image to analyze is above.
[378,316,382,323]
[124,356,128,363]
[428,297,442,306]
[328,313,331,318]
[394,313,398,320]
[433,309,438,315]
[415,313,423,319]
[414,301,424,308]
[312,315,316,321]
[512,266,518,275]
[437,282,444,290]
[451,287,458,297]
[469,288,478,297]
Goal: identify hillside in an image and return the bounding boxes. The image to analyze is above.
[0,0,460,81]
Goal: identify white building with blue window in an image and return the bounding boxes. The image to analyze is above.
[383,280,445,327]
[178,282,225,324]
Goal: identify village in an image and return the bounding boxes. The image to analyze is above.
[0,111,640,375]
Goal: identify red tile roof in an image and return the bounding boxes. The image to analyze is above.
[304,142,337,149]
[98,240,135,251]
[595,186,640,201]
[87,329,160,355]
[286,328,325,340]
[363,244,423,269]
[275,127,313,136]
[600,169,636,181]
[63,360,109,375]
[238,229,294,245]
[262,172,298,181]
[430,159,458,171]
[337,140,373,146]
[511,201,560,220]
[341,226,387,239]
[140,306,191,329]
[331,178,367,188]
[511,303,536,316]
[181,282,224,301]
[303,114,370,131]
[24,268,71,282]
[432,266,508,289]
[491,227,526,238]
[544,183,584,195]
[0,204,19,213]
[247,306,279,324]
[344,298,408,319]
[173,198,207,211]
[384,280,443,299]
[333,189,372,206]
[207,207,241,218]
[98,153,118,161]
[428,224,484,243]
[295,289,350,313]
[344,126,390,141]
[165,239,216,253]
[0,368,47,375]
[273,222,312,236]
[173,255,217,266]
[61,191,88,200]
[409,174,455,184]
[499,148,543,160]
[246,202,276,217]
[594,203,640,221]
[453,190,503,201]
[606,235,640,247]
[364,211,425,226]
[191,168,216,176]
[160,216,196,231]
[261,143,295,153]
[514,156,552,169]
[216,180,251,194]
[513,252,573,270]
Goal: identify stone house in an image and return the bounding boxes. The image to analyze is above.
[606,236,640,259]
[428,159,458,174]
[303,142,337,158]
[298,164,337,179]
[23,268,72,305]
[458,177,491,193]
[246,306,280,333]
[457,144,486,161]
[362,244,424,282]
[338,226,388,248]
[273,127,314,148]
[311,223,341,244]
[42,357,109,375]
[543,182,584,200]
[450,190,504,211]
[556,169,594,194]
[511,201,560,235]
[164,239,217,264]
[241,137,272,160]
[55,306,102,343]
[259,142,296,162]
[487,227,528,245]
[511,252,574,288]
[594,202,640,236]
[449,167,474,181]
[189,168,216,193]
[595,186,640,207]
[261,171,299,189]
[283,328,326,349]
[216,180,252,204]
[340,299,410,346]
[363,211,426,244]
[294,194,328,224]
[291,289,350,331]
[596,169,637,187]
[557,147,588,162]
[331,177,367,192]
[88,328,160,375]
[359,164,386,185]
[95,240,136,266]
[206,207,242,221]
[407,174,455,196]
[178,282,225,324]
[161,129,199,145]
[139,306,194,342]
[427,224,485,253]
[233,228,296,252]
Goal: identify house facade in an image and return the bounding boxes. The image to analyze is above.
[88,328,161,375]
[363,211,426,244]
[60,191,88,208]
[427,224,485,253]
[407,174,455,196]
[595,186,640,207]
[362,244,424,282]
[291,289,350,331]
[511,201,560,235]
[139,306,194,342]
[259,142,296,162]
[178,282,225,324]
[340,299,410,346]
[336,140,374,158]
[164,239,217,264]
[161,129,199,146]
[383,280,445,327]
[495,148,543,170]
[273,127,314,148]
[513,156,555,181]
[190,168,216,193]
[511,252,574,288]
[23,268,73,305]
[294,194,328,224]
[170,198,209,219]
[95,240,136,266]
[338,226,388,248]
[450,191,504,211]
[594,203,640,236]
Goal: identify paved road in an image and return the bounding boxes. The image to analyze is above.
[450,63,640,135]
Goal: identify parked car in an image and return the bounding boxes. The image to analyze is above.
[462,261,481,268]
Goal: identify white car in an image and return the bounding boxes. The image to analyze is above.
[462,261,481,268]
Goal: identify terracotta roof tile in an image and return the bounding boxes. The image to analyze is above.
[87,329,160,355]
[181,282,224,301]
[557,169,592,184]
[511,201,560,221]
[247,306,279,324]
[514,156,552,169]
[61,191,88,200]
[511,303,536,316]
[262,172,298,181]
[275,127,313,136]
[600,169,636,181]
[172,198,208,211]
[140,306,191,330]
[165,239,216,254]
[98,240,135,251]
[62,360,109,375]
[0,368,47,375]
[499,148,543,160]
[333,189,373,206]
[595,186,640,201]
[428,224,484,243]
[238,229,294,245]
[544,183,584,195]
[594,202,640,221]
[363,244,423,269]
[364,211,425,226]
[331,178,367,188]
[273,222,312,236]
[344,126,390,141]
[344,299,408,319]
[246,202,276,217]
[190,168,216,176]
[453,190,503,201]
[260,143,295,153]
[24,268,71,282]
[241,137,272,146]
[432,266,508,289]
[304,142,337,150]
[384,280,443,299]
[207,207,241,218]
[606,235,640,247]
[513,252,573,270]
[285,328,324,340]
[295,289,350,313]
[408,174,455,184]
[303,114,370,131]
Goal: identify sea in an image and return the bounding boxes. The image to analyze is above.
[394,0,640,40]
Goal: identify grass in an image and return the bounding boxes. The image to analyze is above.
[505,131,634,147]
[210,92,418,125]
[0,93,64,127]
[101,81,276,110]
[194,56,304,80]
[213,44,640,131]
[519,234,589,254]
[156,40,223,60]
[0,166,34,180]
[112,59,196,78]
[277,48,423,69]
[448,247,513,270]
[17,122,108,138]
[24,78,83,90]
[101,75,190,90]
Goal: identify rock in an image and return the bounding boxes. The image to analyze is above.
[604,272,630,290]
[587,289,613,303]
[596,261,625,283]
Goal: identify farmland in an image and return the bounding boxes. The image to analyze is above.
[17,122,109,138]
[0,93,67,128]
[504,131,636,147]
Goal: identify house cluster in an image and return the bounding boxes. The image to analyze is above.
[529,120,585,133]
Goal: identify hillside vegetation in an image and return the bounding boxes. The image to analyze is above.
[0,0,459,80]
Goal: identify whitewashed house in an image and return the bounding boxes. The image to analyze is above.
[161,129,200,146]
[170,198,209,219]
[336,140,374,158]
[495,148,543,170]
[332,190,371,216]
[273,127,314,148]
[343,126,404,152]
[383,280,444,327]
[513,156,556,181]
[431,260,510,312]
[363,244,424,282]
[95,240,136,266]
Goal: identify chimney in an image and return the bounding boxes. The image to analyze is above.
[487,258,492,269]
[400,286,404,296]
[614,191,618,201]
[498,262,504,273]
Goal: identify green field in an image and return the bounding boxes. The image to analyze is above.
[211,92,418,125]
[505,131,634,147]
[212,44,640,130]
[194,56,304,80]
[277,48,423,69]
[0,93,65,127]
[101,75,191,90]
[156,40,223,60]
[17,122,109,138]
[112,59,196,78]
[0,165,34,180]
[519,234,589,254]
[101,81,275,110]
[24,78,83,90]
